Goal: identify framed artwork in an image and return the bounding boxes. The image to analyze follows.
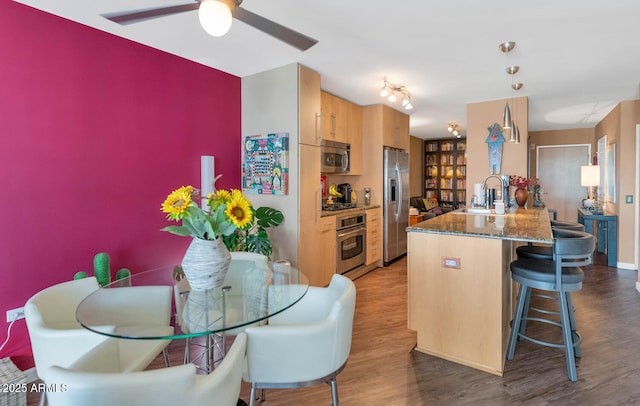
[242,133,289,195]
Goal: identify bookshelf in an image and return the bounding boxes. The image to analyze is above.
[424,138,467,208]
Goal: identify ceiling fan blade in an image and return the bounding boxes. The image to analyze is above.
[232,7,318,51]
[102,3,199,25]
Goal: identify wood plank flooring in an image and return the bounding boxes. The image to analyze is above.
[27,252,640,405]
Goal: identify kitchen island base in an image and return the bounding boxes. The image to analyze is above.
[408,232,513,376]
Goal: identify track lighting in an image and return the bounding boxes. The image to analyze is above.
[379,78,413,110]
[447,123,462,138]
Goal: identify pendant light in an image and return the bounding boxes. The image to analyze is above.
[512,83,523,144]
[499,41,516,130]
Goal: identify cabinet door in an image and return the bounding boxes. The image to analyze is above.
[299,66,321,146]
[382,106,409,150]
[366,208,382,265]
[347,103,363,175]
[299,144,336,286]
[321,91,350,143]
[320,91,333,142]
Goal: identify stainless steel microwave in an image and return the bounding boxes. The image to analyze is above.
[321,140,350,173]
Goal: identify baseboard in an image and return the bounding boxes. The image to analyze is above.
[617,261,636,270]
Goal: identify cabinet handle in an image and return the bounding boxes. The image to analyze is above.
[331,113,336,137]
[315,113,321,144]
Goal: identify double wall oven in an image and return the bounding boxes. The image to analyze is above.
[335,211,366,274]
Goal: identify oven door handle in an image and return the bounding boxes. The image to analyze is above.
[337,227,365,239]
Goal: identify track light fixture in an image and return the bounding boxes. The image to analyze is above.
[447,123,462,138]
[380,78,413,110]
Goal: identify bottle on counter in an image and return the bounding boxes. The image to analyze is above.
[364,188,371,206]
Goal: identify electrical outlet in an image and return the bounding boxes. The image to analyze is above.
[6,307,25,322]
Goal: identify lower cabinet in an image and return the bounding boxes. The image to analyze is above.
[366,208,382,265]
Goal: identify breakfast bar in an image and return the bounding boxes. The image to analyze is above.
[406,207,553,376]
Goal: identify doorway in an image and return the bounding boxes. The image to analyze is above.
[537,145,591,222]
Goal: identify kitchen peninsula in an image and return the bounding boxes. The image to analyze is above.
[406,207,553,375]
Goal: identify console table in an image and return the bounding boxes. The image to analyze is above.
[577,208,618,267]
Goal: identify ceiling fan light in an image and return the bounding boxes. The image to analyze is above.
[199,0,233,37]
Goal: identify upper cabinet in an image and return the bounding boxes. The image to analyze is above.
[320,91,363,174]
[321,91,350,143]
[300,67,322,146]
[382,105,410,150]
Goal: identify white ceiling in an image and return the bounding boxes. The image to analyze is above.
[14,0,640,139]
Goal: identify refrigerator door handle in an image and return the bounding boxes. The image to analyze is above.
[395,164,402,220]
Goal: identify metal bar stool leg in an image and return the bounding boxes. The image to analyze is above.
[566,292,581,358]
[507,283,529,360]
[559,291,578,382]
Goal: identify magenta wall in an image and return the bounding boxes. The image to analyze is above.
[0,2,241,369]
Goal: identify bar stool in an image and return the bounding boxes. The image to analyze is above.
[516,220,585,260]
[507,229,594,381]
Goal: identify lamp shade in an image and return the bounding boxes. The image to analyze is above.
[580,165,600,187]
[199,0,233,37]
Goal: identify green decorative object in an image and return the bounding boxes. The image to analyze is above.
[115,268,131,280]
[93,252,111,287]
[73,253,132,286]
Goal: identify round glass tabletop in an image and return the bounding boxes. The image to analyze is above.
[76,256,309,340]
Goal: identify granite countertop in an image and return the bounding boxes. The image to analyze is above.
[321,204,381,217]
[406,207,553,244]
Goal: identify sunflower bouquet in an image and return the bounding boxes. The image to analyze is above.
[161,185,253,241]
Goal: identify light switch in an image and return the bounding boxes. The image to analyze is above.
[626,195,633,204]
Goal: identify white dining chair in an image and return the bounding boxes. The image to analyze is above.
[243,273,356,406]
[43,332,247,406]
[25,277,173,405]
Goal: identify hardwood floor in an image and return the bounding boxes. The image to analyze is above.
[27,252,640,405]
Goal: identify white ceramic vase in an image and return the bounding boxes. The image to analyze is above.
[181,237,231,291]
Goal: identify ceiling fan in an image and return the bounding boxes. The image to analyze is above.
[101,0,318,51]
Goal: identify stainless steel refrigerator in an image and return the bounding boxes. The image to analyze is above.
[383,147,409,265]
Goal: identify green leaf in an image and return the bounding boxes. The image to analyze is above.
[255,206,284,228]
[161,225,193,237]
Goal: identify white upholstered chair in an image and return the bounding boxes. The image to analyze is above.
[43,332,247,406]
[25,277,173,404]
[243,273,356,406]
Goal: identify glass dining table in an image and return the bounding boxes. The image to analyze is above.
[76,255,309,373]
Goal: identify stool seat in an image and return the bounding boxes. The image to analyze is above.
[550,220,585,232]
[515,245,552,260]
[511,258,584,290]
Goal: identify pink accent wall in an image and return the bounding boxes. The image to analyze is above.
[0,2,241,369]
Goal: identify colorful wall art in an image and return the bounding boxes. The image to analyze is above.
[242,133,289,195]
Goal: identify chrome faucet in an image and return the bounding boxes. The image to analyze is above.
[482,175,505,208]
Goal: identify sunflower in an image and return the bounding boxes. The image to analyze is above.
[208,189,232,210]
[161,186,194,221]
[225,189,253,229]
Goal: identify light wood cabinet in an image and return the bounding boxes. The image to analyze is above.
[382,105,410,150]
[300,67,322,146]
[321,91,349,143]
[347,103,363,175]
[366,208,382,265]
[298,67,337,286]
[298,144,337,286]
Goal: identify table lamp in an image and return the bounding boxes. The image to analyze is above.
[580,164,600,210]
